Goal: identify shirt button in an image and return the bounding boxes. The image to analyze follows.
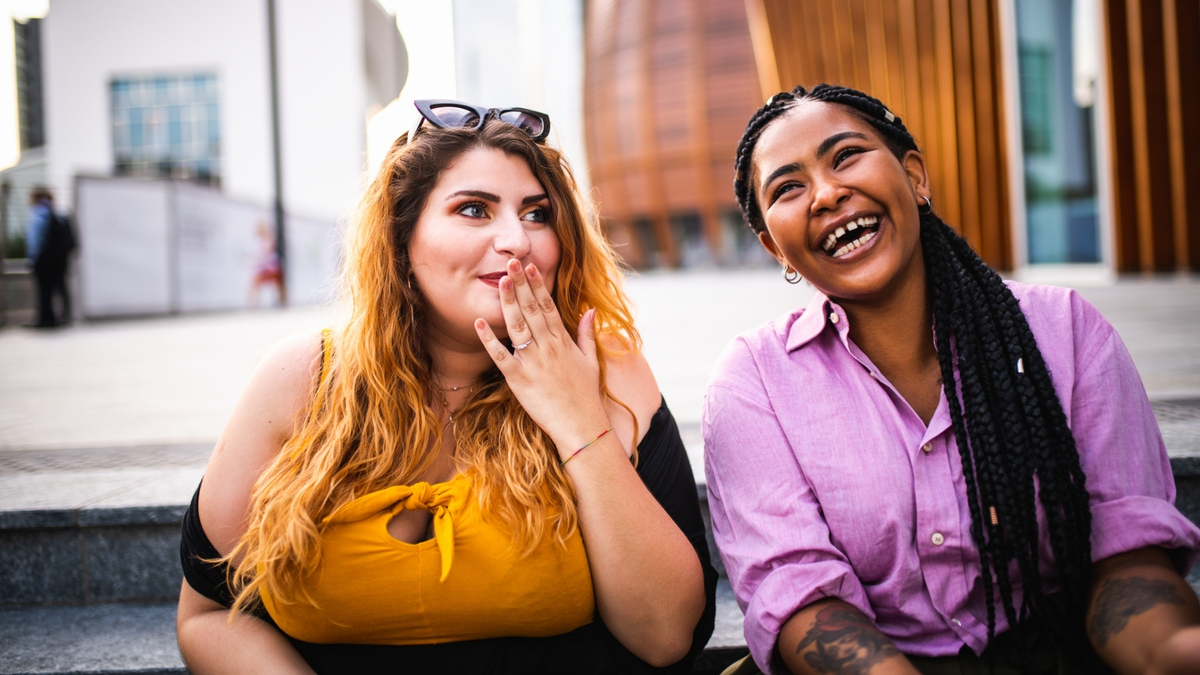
[922,443,933,453]
[951,618,962,626]
[829,312,840,324]
[931,532,945,546]
[870,372,879,380]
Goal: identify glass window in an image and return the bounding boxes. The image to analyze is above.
[110,73,219,185]
[1015,0,1100,264]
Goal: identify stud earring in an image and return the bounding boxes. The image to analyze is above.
[783,265,802,285]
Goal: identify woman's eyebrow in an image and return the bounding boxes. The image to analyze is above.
[522,193,549,206]
[760,163,802,193]
[815,131,869,160]
[446,189,500,202]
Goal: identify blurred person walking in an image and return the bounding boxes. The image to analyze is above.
[26,188,74,328]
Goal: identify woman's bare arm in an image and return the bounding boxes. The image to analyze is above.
[1088,546,1200,675]
[176,332,323,674]
[776,599,920,675]
[475,260,705,667]
[177,581,316,675]
[569,343,706,667]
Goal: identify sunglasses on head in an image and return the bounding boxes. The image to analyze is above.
[407,99,552,143]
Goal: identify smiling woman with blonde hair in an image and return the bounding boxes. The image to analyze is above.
[176,101,715,674]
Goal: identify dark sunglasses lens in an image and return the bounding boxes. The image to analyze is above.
[430,105,480,128]
[499,111,546,137]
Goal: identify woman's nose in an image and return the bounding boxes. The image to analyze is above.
[809,178,850,215]
[492,214,532,258]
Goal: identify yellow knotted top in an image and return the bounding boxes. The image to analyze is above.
[261,473,595,645]
[323,480,458,582]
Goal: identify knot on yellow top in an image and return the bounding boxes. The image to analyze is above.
[324,478,462,582]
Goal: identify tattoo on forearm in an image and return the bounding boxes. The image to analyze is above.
[796,605,900,675]
[1088,576,1186,647]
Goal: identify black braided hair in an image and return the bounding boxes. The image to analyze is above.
[733,84,1094,668]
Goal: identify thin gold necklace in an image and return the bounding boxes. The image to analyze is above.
[436,382,474,426]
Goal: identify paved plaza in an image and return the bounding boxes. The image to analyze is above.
[1,269,1199,513]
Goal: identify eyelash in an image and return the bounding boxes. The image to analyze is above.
[833,146,862,167]
[770,183,797,205]
[458,201,488,218]
[456,202,549,223]
[523,206,548,222]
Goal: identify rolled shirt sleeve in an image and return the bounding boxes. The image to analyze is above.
[704,337,872,673]
[1056,290,1200,570]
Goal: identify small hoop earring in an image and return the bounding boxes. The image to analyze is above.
[783,266,802,284]
[918,195,933,214]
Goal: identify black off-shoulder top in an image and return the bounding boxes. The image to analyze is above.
[180,399,717,674]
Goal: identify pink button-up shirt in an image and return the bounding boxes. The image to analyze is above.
[703,281,1200,673]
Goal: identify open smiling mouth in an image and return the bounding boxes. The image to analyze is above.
[821,216,879,258]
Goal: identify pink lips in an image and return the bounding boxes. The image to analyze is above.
[478,272,506,288]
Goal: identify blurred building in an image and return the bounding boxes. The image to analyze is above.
[40,0,405,221]
[743,0,1199,276]
[588,0,1199,276]
[1,16,48,249]
[583,0,766,269]
[0,0,407,317]
[367,0,588,190]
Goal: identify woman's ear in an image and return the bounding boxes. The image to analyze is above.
[902,150,930,203]
[758,231,788,266]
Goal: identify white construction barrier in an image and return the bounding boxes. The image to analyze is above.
[75,176,340,318]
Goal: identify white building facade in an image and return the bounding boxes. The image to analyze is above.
[42,0,405,222]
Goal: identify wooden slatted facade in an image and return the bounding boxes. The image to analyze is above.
[744,0,1014,269]
[583,0,763,267]
[745,0,1200,272]
[1104,0,1200,272]
[585,0,1200,272]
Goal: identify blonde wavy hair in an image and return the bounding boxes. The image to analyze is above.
[225,121,640,613]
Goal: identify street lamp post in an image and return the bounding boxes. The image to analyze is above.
[266,0,287,306]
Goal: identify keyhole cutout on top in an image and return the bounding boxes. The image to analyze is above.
[387,509,436,545]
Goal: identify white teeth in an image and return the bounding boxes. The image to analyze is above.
[831,230,876,258]
[823,217,880,255]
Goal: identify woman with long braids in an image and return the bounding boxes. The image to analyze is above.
[176,101,714,673]
[703,84,1200,675]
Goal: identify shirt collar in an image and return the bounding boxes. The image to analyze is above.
[787,290,842,352]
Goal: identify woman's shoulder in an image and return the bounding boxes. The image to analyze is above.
[1004,281,1116,352]
[198,329,326,555]
[256,329,326,387]
[599,335,662,449]
[707,309,804,396]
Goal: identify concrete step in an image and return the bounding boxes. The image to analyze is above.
[0,580,748,675]
[12,448,1200,607]
[1,397,1197,672]
[0,602,185,675]
[0,445,208,606]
